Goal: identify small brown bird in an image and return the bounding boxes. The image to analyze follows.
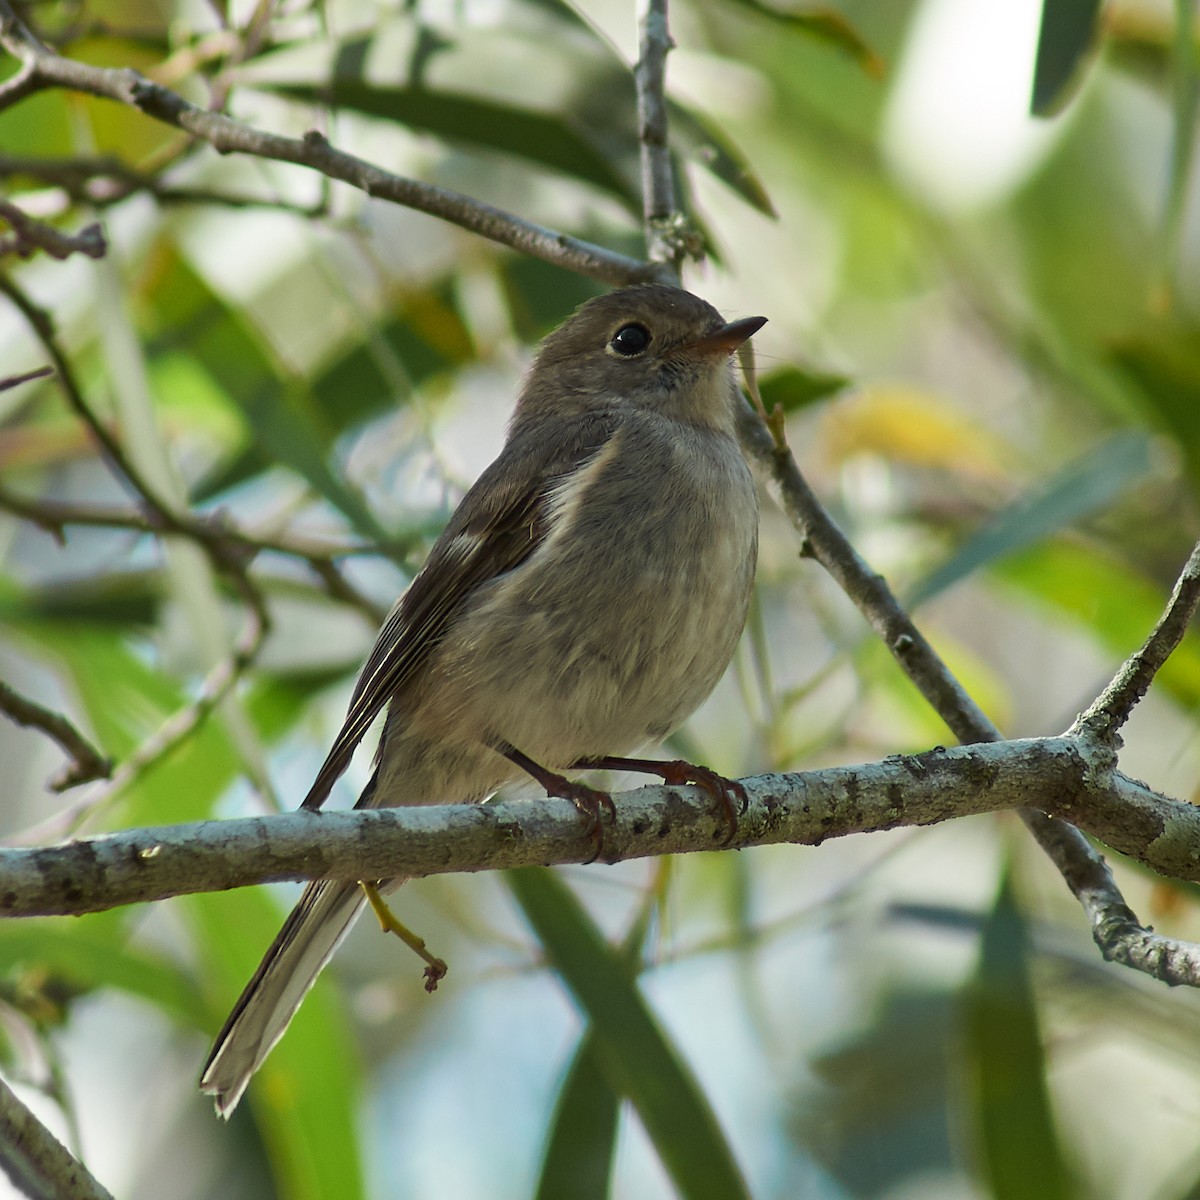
[201,283,765,1116]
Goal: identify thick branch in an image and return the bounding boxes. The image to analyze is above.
[0,0,664,286]
[3,738,1197,924]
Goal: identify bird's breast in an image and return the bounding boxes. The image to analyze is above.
[410,417,758,770]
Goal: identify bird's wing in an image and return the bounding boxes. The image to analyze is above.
[300,412,617,810]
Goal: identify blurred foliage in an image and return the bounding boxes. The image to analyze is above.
[4,0,1200,1198]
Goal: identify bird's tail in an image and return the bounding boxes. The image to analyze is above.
[200,879,368,1117]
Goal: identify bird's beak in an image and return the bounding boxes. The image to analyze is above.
[683,315,768,357]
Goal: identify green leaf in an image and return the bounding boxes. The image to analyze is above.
[910,431,1154,606]
[308,280,476,429]
[20,622,366,1199]
[1151,0,1200,307]
[244,20,775,218]
[256,22,643,211]
[1031,0,1104,116]
[717,2,884,78]
[189,888,365,1200]
[508,867,750,1200]
[963,868,1075,1200]
[534,898,655,1200]
[758,364,850,414]
[10,570,162,627]
[667,100,777,217]
[498,257,606,343]
[142,245,390,544]
[0,911,206,1026]
[1110,327,1200,499]
[535,1028,621,1200]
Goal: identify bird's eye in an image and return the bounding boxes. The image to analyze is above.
[608,323,652,357]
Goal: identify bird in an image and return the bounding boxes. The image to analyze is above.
[200,282,766,1116]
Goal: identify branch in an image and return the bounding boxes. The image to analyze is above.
[0,196,105,261]
[0,1075,113,1200]
[0,485,390,624]
[0,364,51,393]
[1072,539,1200,745]
[0,153,327,216]
[734,408,1200,987]
[0,680,112,789]
[635,0,680,273]
[0,1,665,286]
[3,738,1199,931]
[0,273,182,524]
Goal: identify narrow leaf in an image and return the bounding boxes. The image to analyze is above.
[509,868,750,1200]
[910,431,1153,606]
[534,898,654,1200]
[535,1036,621,1200]
[759,365,850,414]
[269,77,640,209]
[963,869,1075,1200]
[717,1,883,77]
[1031,0,1104,115]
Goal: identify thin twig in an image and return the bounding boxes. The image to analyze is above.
[0,273,180,522]
[0,0,665,286]
[0,153,327,216]
[0,364,51,392]
[22,598,270,840]
[0,195,106,261]
[0,485,390,624]
[0,1074,114,1200]
[634,0,681,274]
[1072,539,1200,745]
[0,679,112,789]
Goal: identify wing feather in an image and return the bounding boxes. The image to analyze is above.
[300,413,617,810]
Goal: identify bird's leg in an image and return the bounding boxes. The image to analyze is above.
[498,744,616,863]
[571,756,745,847]
[360,881,448,993]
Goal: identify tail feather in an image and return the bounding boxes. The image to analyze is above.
[200,880,367,1117]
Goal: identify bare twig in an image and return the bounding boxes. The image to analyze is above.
[0,275,308,617]
[93,595,267,806]
[0,0,665,286]
[20,598,270,840]
[0,273,180,522]
[635,0,681,274]
[0,196,105,261]
[0,680,112,789]
[0,484,389,623]
[1072,539,1200,745]
[0,364,51,393]
[0,1074,114,1200]
[0,153,326,216]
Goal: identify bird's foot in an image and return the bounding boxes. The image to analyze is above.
[360,881,448,992]
[572,756,745,846]
[500,745,617,863]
